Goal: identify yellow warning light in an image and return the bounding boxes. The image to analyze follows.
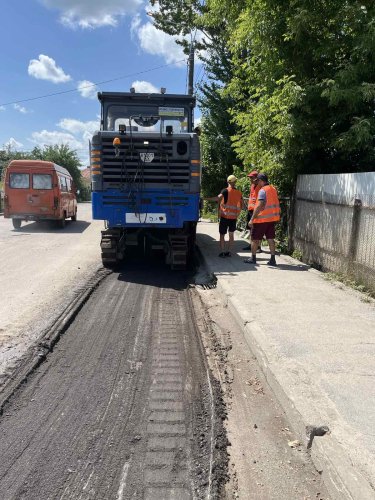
[113,137,121,146]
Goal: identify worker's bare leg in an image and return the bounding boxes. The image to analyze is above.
[267,239,277,265]
[228,231,234,254]
[220,234,226,252]
[251,240,260,260]
[268,239,276,256]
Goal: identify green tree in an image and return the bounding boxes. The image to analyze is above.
[150,1,375,198]
[149,0,246,195]
[0,147,31,186]
[30,144,84,192]
[227,0,375,193]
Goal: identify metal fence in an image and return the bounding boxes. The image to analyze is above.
[291,173,375,294]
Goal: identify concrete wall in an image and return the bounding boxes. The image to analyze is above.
[292,172,375,293]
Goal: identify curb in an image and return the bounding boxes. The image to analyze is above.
[199,249,375,500]
[0,267,111,416]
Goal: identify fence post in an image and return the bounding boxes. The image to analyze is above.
[347,198,362,271]
[287,186,296,254]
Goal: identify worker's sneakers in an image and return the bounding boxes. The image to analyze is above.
[219,251,232,258]
[267,256,277,266]
[244,256,257,264]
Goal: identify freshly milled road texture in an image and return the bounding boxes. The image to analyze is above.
[0,263,219,500]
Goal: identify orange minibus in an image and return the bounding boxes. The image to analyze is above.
[4,160,77,229]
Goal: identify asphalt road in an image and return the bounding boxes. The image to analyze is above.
[0,263,221,500]
[0,208,330,500]
[0,203,103,384]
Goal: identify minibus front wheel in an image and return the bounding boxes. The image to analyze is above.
[12,219,22,230]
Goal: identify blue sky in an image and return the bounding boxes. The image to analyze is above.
[0,0,203,166]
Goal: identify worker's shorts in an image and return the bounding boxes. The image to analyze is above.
[219,217,237,235]
[251,221,276,240]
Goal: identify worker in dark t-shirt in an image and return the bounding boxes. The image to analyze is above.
[205,175,244,257]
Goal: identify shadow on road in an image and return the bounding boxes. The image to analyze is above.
[117,258,189,290]
[11,220,91,234]
[197,232,309,273]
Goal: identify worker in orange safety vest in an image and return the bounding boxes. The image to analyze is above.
[244,173,280,266]
[205,175,244,257]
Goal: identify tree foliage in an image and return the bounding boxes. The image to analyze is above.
[149,1,245,195]
[150,0,375,196]
[31,144,83,191]
[227,0,375,192]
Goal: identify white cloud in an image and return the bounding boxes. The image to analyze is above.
[0,106,5,111]
[135,22,186,66]
[130,14,141,37]
[13,103,28,114]
[28,118,100,166]
[29,130,83,150]
[28,54,71,84]
[41,0,144,29]
[77,80,98,99]
[4,137,24,150]
[131,80,159,93]
[58,118,99,137]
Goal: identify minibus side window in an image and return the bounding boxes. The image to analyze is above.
[66,177,72,192]
[9,173,30,189]
[59,176,67,192]
[33,174,52,190]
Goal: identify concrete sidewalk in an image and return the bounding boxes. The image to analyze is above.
[197,220,375,500]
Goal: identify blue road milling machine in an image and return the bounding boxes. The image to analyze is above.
[90,89,201,269]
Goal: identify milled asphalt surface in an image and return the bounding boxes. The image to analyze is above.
[197,220,375,500]
[0,264,222,500]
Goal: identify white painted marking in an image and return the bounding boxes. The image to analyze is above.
[117,461,130,500]
[82,469,94,491]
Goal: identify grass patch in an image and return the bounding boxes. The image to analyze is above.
[202,211,218,223]
[323,272,375,300]
[292,249,303,261]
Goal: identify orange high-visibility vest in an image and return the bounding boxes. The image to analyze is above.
[253,185,280,223]
[220,186,242,220]
[248,184,260,210]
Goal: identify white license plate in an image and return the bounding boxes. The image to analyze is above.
[126,213,167,224]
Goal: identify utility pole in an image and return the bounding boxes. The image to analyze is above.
[187,45,195,96]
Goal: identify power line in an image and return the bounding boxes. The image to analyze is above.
[0,59,187,108]
[194,64,204,87]
[185,59,189,94]
[195,68,207,90]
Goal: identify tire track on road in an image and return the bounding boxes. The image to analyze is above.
[0,264,224,500]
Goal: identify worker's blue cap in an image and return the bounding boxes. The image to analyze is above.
[257,173,268,182]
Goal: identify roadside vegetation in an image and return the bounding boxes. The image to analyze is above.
[323,271,375,301]
[150,0,375,197]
